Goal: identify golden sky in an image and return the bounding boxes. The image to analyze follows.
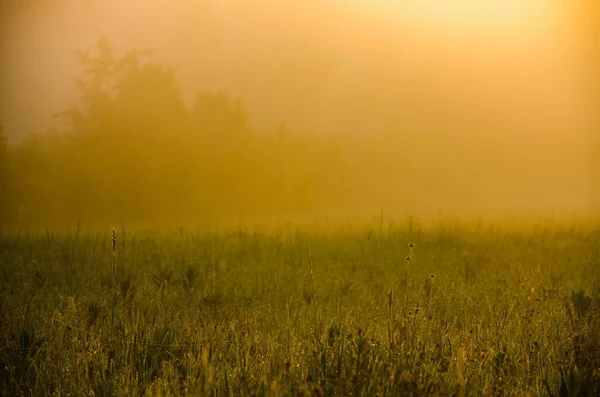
[0,0,589,139]
[0,1,595,164]
[0,0,597,214]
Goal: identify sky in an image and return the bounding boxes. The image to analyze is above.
[0,0,597,216]
[1,0,591,140]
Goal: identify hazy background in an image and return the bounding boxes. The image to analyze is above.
[0,0,598,227]
[1,1,592,138]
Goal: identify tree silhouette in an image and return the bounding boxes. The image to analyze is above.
[191,92,250,138]
[0,37,420,227]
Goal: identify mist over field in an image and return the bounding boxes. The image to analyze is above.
[0,0,598,228]
[2,3,600,396]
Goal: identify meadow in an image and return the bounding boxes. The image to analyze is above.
[1,216,599,396]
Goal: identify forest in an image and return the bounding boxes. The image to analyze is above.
[1,36,594,230]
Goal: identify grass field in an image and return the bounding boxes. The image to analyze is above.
[1,216,599,396]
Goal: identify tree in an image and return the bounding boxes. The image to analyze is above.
[54,37,119,134]
[114,61,188,136]
[191,92,250,138]
[55,36,187,138]
[47,37,194,223]
[3,36,381,225]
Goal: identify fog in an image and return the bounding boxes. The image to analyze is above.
[0,0,598,227]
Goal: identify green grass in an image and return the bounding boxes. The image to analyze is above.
[1,218,599,396]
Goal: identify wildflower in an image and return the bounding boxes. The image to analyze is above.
[408,242,415,249]
[405,256,411,262]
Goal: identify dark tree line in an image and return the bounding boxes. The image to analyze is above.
[2,37,583,230]
[1,38,401,229]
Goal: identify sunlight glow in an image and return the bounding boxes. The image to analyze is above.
[372,0,558,32]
